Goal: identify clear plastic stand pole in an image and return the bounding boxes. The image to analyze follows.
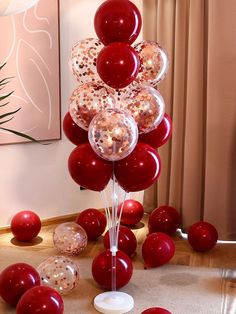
[95,165,134,314]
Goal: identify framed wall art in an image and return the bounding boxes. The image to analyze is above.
[0,0,61,144]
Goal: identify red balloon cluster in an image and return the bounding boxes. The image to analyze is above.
[187,221,218,252]
[65,0,173,193]
[118,199,144,226]
[76,208,106,240]
[11,210,41,242]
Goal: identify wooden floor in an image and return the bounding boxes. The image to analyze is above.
[1,213,236,270]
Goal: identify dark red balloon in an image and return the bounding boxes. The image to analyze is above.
[148,206,181,236]
[76,208,107,240]
[103,226,137,257]
[63,112,88,146]
[94,0,142,45]
[142,307,172,314]
[92,249,133,290]
[68,143,113,191]
[11,210,41,242]
[115,143,161,192]
[0,263,40,306]
[187,221,218,252]
[118,199,144,226]
[97,42,140,89]
[142,232,175,268]
[139,113,172,149]
[16,286,64,314]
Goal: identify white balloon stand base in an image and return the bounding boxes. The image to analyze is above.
[94,291,134,314]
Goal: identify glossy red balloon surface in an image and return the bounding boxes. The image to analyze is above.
[68,143,113,191]
[97,42,140,89]
[0,263,40,306]
[139,113,172,149]
[187,221,218,252]
[118,199,144,226]
[103,226,137,257]
[11,210,41,242]
[92,249,133,290]
[94,0,142,45]
[148,206,181,236]
[115,143,161,192]
[63,112,88,146]
[16,286,64,314]
[76,208,107,240]
[142,232,175,268]
[142,307,172,314]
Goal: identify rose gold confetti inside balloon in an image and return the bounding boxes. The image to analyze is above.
[121,86,165,134]
[53,222,87,256]
[88,109,138,161]
[69,82,115,131]
[134,41,169,87]
[69,38,103,85]
[37,256,79,295]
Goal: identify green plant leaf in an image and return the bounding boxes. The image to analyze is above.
[0,116,14,125]
[0,126,50,144]
[0,102,9,108]
[0,62,6,70]
[0,77,13,86]
[0,91,14,101]
[0,107,21,120]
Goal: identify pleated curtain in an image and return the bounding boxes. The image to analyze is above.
[143,0,236,240]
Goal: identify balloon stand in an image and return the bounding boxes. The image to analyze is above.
[96,168,134,314]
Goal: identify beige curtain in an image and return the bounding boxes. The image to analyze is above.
[143,0,236,240]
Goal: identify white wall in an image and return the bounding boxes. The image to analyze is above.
[0,0,143,227]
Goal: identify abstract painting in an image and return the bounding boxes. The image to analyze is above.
[0,0,60,144]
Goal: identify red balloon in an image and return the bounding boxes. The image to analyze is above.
[68,143,113,191]
[142,307,172,314]
[103,226,137,257]
[63,112,88,146]
[92,249,133,290]
[142,232,175,268]
[97,42,140,89]
[94,0,142,45]
[148,206,181,236]
[11,210,41,242]
[115,143,161,192]
[76,208,107,240]
[16,286,64,314]
[187,221,218,252]
[0,263,40,306]
[139,113,172,149]
[118,199,144,226]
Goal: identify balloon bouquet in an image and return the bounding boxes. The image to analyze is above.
[65,0,172,313]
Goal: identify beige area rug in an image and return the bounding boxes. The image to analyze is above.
[0,244,236,314]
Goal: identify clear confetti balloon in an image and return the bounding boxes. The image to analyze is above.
[69,83,115,130]
[69,38,103,85]
[88,108,138,161]
[53,222,87,255]
[134,41,169,87]
[37,256,79,295]
[121,86,165,134]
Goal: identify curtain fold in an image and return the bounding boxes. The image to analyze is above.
[143,0,236,239]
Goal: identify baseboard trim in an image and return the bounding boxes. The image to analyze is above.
[0,209,106,234]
